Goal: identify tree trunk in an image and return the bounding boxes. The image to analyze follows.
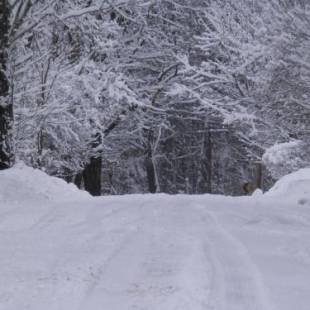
[206,130,212,193]
[74,172,83,189]
[0,0,13,170]
[146,157,157,193]
[83,156,102,196]
[82,131,102,196]
[145,147,157,193]
[255,161,263,190]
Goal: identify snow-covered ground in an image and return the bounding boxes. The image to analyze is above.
[1,164,310,310]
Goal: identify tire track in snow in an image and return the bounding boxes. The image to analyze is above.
[76,201,149,310]
[198,208,275,310]
[77,199,213,310]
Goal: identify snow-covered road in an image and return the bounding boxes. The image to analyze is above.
[1,193,310,310]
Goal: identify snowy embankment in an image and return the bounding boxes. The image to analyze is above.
[1,164,310,310]
[264,168,310,206]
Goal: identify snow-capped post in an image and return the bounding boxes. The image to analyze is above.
[0,0,14,170]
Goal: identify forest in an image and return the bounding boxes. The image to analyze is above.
[0,0,309,196]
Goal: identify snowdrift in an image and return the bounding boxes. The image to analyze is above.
[1,161,309,207]
[0,162,89,204]
[265,168,310,206]
[263,140,310,181]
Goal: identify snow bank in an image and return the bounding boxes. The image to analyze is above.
[265,168,310,206]
[0,162,90,204]
[263,140,309,179]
